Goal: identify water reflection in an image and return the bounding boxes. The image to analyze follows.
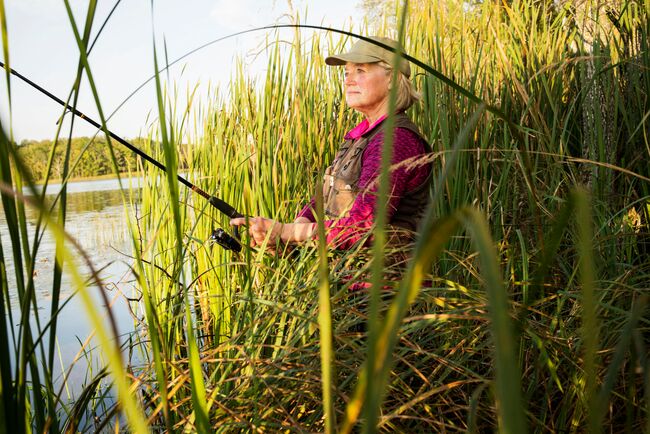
[1,177,142,394]
[47,188,132,214]
[1,178,141,306]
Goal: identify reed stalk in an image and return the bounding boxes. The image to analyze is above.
[1,0,648,432]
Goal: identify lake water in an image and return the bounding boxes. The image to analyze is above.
[1,176,143,395]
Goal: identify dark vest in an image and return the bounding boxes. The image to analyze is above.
[322,112,432,233]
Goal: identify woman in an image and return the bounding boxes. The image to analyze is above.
[231,36,431,254]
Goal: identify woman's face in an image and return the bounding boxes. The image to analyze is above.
[344,62,391,118]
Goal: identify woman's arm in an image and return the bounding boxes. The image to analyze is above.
[230,217,316,248]
[293,216,313,224]
[283,220,317,242]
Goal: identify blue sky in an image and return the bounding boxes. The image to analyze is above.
[0,1,364,141]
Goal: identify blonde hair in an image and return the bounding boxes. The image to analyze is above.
[377,60,421,112]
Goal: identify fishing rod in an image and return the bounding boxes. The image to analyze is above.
[0,60,242,252]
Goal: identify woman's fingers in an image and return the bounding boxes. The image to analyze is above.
[230,217,256,247]
[229,217,277,248]
[250,220,267,245]
[230,217,248,227]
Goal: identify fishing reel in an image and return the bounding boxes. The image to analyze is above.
[210,228,242,252]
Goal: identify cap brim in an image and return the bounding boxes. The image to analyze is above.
[325,54,382,66]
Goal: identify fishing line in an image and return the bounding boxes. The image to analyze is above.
[105,23,507,131]
[0,60,243,252]
[2,23,533,252]
[101,22,540,232]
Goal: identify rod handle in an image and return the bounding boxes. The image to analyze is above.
[208,196,243,219]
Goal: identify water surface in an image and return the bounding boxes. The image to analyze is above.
[1,176,143,394]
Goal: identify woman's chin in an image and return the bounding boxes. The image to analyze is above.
[345,100,363,111]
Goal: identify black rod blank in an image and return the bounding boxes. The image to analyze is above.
[0,60,243,220]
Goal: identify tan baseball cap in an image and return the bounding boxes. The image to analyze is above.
[325,36,411,77]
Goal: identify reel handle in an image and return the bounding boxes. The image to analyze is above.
[210,228,242,252]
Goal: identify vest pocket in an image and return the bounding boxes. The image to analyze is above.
[324,175,357,218]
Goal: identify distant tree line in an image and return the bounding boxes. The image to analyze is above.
[17,136,157,181]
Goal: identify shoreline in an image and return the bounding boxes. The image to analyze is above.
[34,171,144,186]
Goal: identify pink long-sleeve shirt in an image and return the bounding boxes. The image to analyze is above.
[297,116,431,249]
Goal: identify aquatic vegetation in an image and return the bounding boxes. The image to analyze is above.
[1,0,648,432]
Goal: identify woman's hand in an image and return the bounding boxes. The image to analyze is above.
[230,217,284,249]
[230,217,317,250]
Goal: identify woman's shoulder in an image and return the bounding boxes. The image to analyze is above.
[366,126,427,157]
[395,125,426,143]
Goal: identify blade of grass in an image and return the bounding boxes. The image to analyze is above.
[60,1,150,431]
[1,180,149,433]
[315,181,336,434]
[47,8,100,431]
[0,4,47,427]
[365,2,409,431]
[594,294,648,427]
[184,297,210,433]
[0,238,9,434]
[148,8,184,430]
[341,212,461,434]
[0,116,32,434]
[459,207,527,434]
[342,103,487,432]
[0,3,15,431]
[151,16,209,430]
[0,0,10,123]
[574,188,600,433]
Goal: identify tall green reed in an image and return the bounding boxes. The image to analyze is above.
[364,3,411,431]
[132,1,649,430]
[3,0,648,431]
[0,0,151,431]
